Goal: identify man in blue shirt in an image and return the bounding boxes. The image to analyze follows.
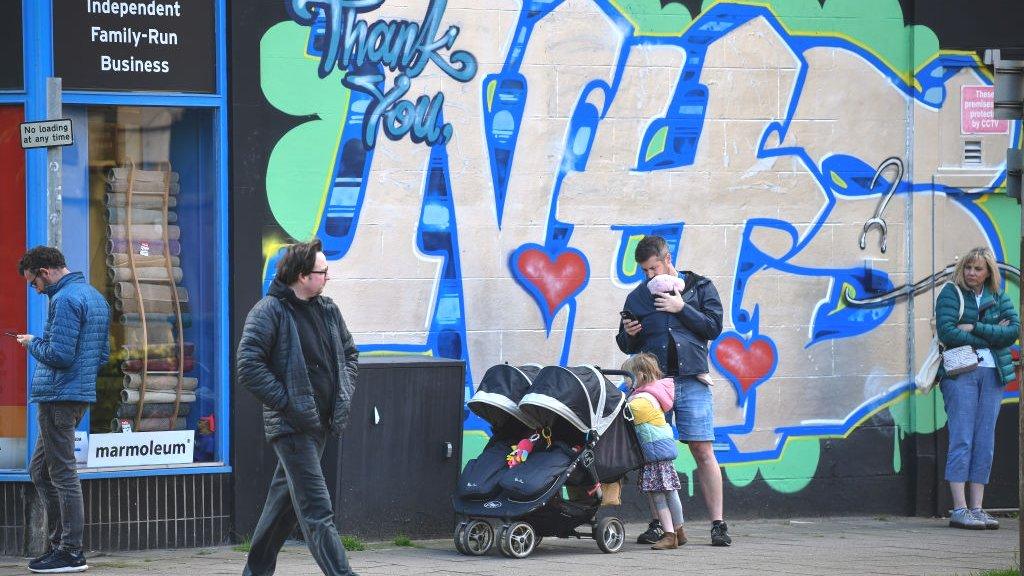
[16,246,110,573]
[616,235,731,547]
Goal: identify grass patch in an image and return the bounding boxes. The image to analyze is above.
[973,568,1018,576]
[233,537,252,553]
[341,535,366,551]
[393,534,416,547]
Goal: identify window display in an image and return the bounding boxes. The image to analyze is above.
[64,105,220,466]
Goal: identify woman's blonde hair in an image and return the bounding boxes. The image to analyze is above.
[621,353,663,387]
[952,246,1001,294]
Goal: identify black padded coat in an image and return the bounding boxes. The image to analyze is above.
[237,280,359,441]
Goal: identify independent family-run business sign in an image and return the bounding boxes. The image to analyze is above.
[87,430,195,467]
[53,0,216,92]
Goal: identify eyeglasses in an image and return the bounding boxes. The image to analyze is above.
[28,270,40,285]
[309,268,329,276]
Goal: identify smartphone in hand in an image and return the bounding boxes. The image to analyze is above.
[619,310,638,323]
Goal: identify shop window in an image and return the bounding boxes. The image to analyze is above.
[0,106,27,470]
[61,105,220,467]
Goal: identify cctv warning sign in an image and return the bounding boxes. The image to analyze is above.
[962,86,1009,135]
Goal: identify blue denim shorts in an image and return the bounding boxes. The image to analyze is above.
[672,375,715,442]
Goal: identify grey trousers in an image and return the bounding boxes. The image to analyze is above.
[243,432,356,576]
[29,402,87,553]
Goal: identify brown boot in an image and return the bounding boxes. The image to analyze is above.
[675,526,687,545]
[650,532,678,550]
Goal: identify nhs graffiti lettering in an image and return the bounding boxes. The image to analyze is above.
[286,0,478,147]
[258,0,1022,495]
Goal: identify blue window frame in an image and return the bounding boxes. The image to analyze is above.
[0,0,230,481]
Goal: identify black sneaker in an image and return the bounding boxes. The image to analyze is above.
[29,549,55,566]
[637,519,665,544]
[28,548,87,573]
[711,521,732,546]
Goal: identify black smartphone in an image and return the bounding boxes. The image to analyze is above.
[619,310,638,323]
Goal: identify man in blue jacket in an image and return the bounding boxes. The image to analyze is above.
[237,238,359,576]
[16,246,110,573]
[616,235,731,546]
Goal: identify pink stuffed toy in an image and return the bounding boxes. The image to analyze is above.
[646,273,685,295]
[507,436,536,467]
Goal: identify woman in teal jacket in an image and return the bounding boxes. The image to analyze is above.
[936,247,1019,530]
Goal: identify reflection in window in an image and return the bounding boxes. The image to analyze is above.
[0,106,27,470]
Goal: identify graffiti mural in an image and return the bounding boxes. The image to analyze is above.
[251,0,1021,499]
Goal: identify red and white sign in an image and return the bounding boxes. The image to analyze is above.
[961,85,1009,134]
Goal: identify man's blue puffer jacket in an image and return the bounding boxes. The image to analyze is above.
[29,272,111,403]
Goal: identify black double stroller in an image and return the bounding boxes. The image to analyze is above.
[452,363,643,558]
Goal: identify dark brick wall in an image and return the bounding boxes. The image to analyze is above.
[0,473,231,555]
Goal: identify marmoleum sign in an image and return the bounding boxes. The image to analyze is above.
[53,0,216,92]
[87,430,194,467]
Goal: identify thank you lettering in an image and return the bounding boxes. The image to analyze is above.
[287,0,478,147]
[53,0,216,92]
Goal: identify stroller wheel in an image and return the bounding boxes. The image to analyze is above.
[594,517,625,553]
[453,521,469,555]
[459,520,494,556]
[499,521,537,559]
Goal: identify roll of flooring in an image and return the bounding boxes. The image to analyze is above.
[115,402,192,418]
[108,266,183,283]
[106,207,177,225]
[109,416,187,432]
[106,253,180,268]
[105,239,182,257]
[121,389,197,404]
[104,193,178,209]
[107,224,181,242]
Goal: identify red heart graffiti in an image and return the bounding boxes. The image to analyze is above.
[515,248,588,316]
[713,335,777,396]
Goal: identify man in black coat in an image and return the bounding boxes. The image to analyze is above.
[237,238,359,576]
[616,235,731,547]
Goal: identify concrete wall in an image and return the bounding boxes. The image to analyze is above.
[233,0,1021,512]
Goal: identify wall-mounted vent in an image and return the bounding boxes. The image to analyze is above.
[963,140,983,164]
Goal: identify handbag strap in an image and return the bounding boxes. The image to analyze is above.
[953,282,965,323]
[934,283,965,352]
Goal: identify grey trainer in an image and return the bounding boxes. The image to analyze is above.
[949,507,986,530]
[970,508,1000,530]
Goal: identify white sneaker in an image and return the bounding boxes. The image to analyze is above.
[970,508,1000,530]
[949,507,986,530]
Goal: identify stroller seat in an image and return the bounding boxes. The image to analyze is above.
[499,441,576,500]
[457,438,512,500]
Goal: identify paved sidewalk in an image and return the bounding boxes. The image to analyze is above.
[0,516,1018,576]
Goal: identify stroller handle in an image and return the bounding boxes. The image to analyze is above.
[597,368,636,389]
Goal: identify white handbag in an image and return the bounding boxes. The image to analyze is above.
[914,337,941,393]
[940,284,978,377]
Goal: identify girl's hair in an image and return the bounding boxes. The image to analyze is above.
[621,353,663,387]
[952,246,1001,294]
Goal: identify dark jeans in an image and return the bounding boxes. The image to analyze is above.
[243,432,355,576]
[29,402,87,553]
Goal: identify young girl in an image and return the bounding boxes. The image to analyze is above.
[622,353,686,550]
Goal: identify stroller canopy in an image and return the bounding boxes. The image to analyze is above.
[468,364,543,430]
[519,365,625,435]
